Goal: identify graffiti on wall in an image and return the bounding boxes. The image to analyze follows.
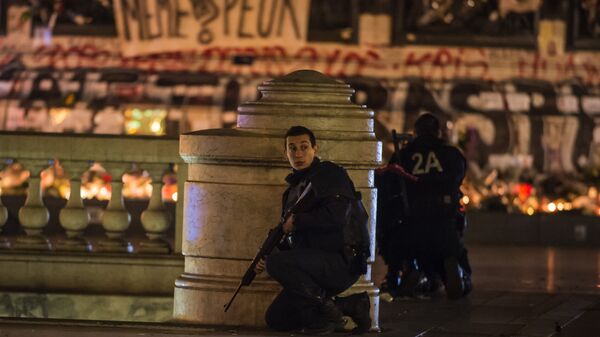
[1,65,599,176]
[0,35,599,179]
[0,37,598,85]
[351,77,600,176]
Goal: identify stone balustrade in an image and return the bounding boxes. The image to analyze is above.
[0,131,185,254]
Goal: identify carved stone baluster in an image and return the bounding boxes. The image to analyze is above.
[139,164,171,254]
[57,160,91,252]
[98,163,132,253]
[15,159,51,250]
[0,162,9,249]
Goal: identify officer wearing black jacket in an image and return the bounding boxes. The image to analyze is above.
[375,157,419,297]
[255,126,370,335]
[399,113,472,299]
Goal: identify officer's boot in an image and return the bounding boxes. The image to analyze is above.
[298,310,335,335]
[397,268,421,297]
[321,298,347,332]
[462,274,473,296]
[384,268,401,297]
[458,247,473,297]
[443,256,465,300]
[334,292,371,334]
[296,287,336,335]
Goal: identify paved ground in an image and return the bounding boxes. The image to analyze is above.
[1,244,600,337]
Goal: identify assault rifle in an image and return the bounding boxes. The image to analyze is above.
[224,182,313,312]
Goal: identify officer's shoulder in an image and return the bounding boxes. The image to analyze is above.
[318,160,346,173]
[442,143,463,154]
[314,160,350,181]
[440,143,466,160]
[310,160,353,197]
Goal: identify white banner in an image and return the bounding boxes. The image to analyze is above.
[583,96,600,115]
[113,0,310,56]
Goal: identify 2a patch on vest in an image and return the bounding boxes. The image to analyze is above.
[411,151,443,174]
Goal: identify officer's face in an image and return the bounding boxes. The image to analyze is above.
[285,134,318,170]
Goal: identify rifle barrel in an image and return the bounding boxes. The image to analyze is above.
[391,129,411,215]
[222,182,313,313]
[224,283,243,312]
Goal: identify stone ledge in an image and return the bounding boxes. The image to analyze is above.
[0,316,240,336]
[0,292,174,323]
[0,252,184,295]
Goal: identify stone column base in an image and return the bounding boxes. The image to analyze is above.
[173,273,280,327]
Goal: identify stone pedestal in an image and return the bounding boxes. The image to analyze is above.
[173,70,381,329]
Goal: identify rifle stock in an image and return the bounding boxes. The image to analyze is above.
[224,182,313,312]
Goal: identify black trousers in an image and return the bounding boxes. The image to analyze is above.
[382,224,418,290]
[413,217,470,282]
[265,248,358,331]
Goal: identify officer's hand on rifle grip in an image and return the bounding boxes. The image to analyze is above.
[254,258,266,274]
[283,214,295,233]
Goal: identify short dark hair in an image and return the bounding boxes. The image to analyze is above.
[285,126,316,147]
[414,113,440,137]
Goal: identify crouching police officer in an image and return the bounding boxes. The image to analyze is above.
[398,113,472,299]
[254,126,371,334]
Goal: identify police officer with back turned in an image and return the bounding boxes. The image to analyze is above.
[398,113,472,299]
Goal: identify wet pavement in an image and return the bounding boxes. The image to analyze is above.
[1,244,600,337]
[379,288,600,337]
[468,245,600,295]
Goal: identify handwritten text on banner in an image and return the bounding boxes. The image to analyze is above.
[113,0,310,56]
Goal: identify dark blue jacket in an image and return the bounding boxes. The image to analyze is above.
[399,135,466,222]
[281,158,354,253]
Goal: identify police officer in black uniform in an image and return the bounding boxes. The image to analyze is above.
[398,113,472,299]
[255,126,371,334]
[375,154,420,297]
